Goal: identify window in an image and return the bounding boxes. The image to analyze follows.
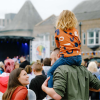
[96,31,99,44]
[45,35,49,41]
[87,31,99,45]
[39,35,43,41]
[3,19,5,26]
[51,35,55,47]
[82,33,86,45]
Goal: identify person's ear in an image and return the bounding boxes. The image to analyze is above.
[57,54,60,58]
[33,69,35,72]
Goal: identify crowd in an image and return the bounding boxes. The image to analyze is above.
[0,56,51,100]
[0,9,100,100]
[0,49,100,100]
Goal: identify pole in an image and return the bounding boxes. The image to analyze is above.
[79,22,82,40]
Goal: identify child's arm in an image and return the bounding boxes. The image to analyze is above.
[55,31,60,48]
[55,37,60,48]
[79,39,81,48]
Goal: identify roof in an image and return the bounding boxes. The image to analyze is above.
[35,14,57,26]
[72,0,100,21]
[0,36,34,40]
[0,0,42,32]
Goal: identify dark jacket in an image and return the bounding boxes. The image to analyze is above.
[20,60,30,68]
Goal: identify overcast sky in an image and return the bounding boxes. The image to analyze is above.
[0,0,85,20]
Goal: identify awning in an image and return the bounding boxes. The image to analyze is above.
[0,36,34,40]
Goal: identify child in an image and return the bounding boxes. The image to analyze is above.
[47,10,82,88]
[29,62,47,100]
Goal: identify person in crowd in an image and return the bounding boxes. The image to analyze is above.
[42,48,100,100]
[88,61,100,100]
[26,55,30,62]
[47,10,82,88]
[0,62,5,74]
[2,68,29,100]
[17,55,20,63]
[37,60,45,75]
[6,56,9,60]
[97,65,100,100]
[98,63,100,75]
[95,61,99,67]
[25,65,35,88]
[43,48,60,99]
[12,56,18,63]
[50,48,60,66]
[88,61,100,77]
[0,59,15,93]
[41,58,43,65]
[98,63,100,68]
[20,57,30,68]
[81,60,85,66]
[29,62,46,100]
[15,62,19,69]
[43,58,51,75]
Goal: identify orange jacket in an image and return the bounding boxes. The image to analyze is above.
[11,86,28,100]
[55,28,81,57]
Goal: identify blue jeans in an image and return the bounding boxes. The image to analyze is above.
[47,55,82,88]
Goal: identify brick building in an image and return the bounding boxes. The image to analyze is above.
[73,0,100,59]
[33,15,57,52]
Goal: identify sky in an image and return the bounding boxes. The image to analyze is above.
[0,0,85,20]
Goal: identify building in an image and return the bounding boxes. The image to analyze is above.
[0,0,100,61]
[73,0,100,59]
[0,0,42,61]
[33,15,57,52]
[0,13,16,30]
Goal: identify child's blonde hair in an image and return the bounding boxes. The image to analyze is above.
[56,10,78,31]
[32,62,42,72]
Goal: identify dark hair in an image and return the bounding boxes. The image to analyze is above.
[54,47,60,51]
[41,58,43,63]
[43,58,51,66]
[2,68,25,100]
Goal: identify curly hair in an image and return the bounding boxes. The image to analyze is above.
[56,10,78,31]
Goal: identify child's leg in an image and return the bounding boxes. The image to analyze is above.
[47,57,66,88]
[75,55,82,66]
[64,55,82,66]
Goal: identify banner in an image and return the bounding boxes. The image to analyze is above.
[31,41,50,62]
[81,51,100,56]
